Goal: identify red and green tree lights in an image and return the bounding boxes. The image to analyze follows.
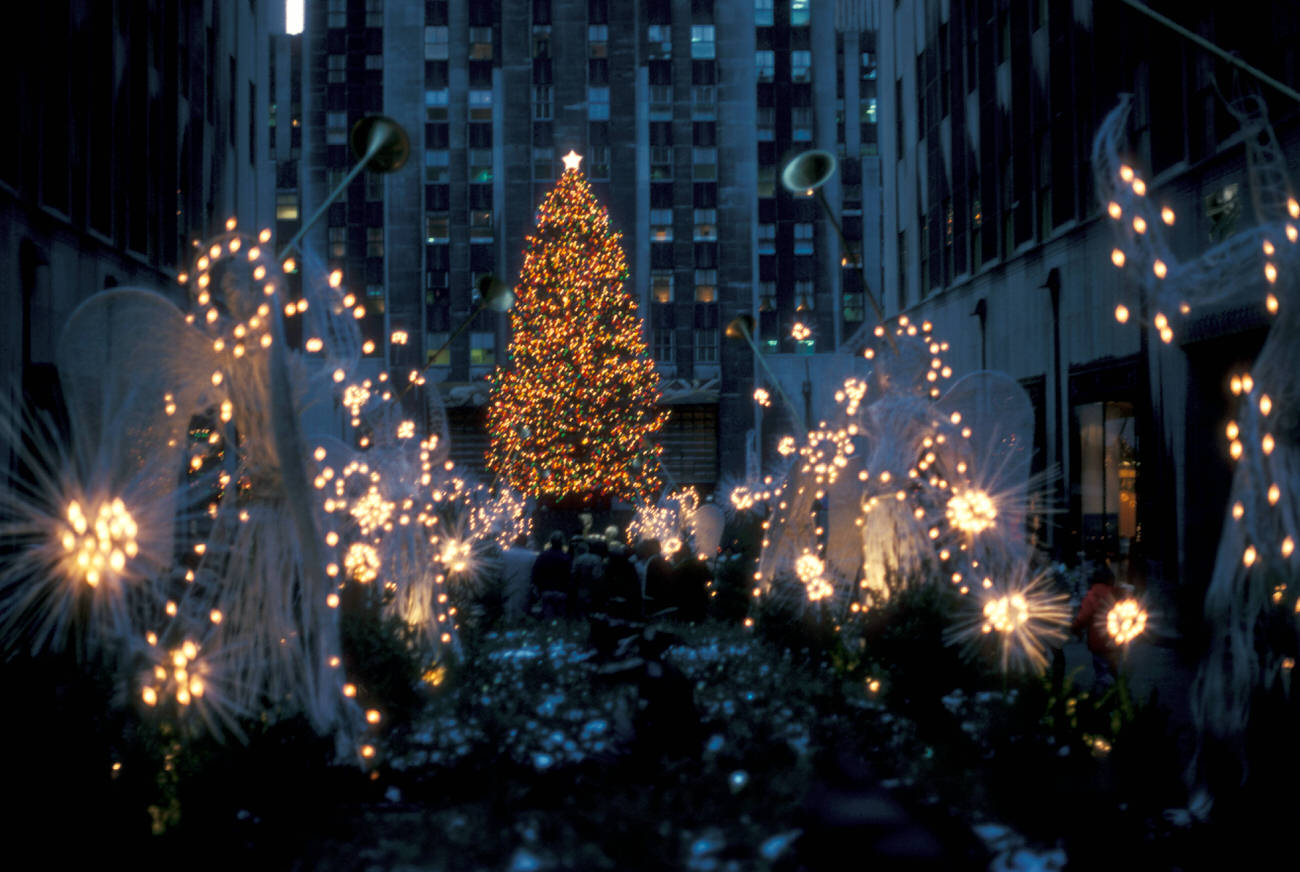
[486,152,667,504]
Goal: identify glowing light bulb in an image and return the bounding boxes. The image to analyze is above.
[1265,262,1278,283]
[1161,206,1174,224]
[1243,545,1257,567]
[1114,304,1130,323]
[1111,248,1126,267]
[1153,259,1167,279]
[1133,216,1147,234]
[1108,201,1122,219]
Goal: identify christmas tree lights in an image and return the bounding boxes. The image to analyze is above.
[486,154,667,503]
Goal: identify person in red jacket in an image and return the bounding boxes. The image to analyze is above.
[1071,562,1119,689]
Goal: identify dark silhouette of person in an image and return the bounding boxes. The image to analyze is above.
[1070,562,1119,689]
[599,541,643,621]
[669,542,712,622]
[640,539,674,616]
[570,536,604,616]
[530,530,572,619]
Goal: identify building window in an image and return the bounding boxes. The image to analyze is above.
[794,280,814,311]
[327,0,346,28]
[533,85,552,119]
[427,334,451,366]
[653,328,675,362]
[366,227,384,258]
[791,50,811,82]
[425,26,449,60]
[469,90,493,121]
[365,54,383,70]
[425,149,449,182]
[758,223,775,254]
[533,147,554,179]
[470,332,495,365]
[327,54,345,83]
[326,111,348,145]
[651,210,673,242]
[690,25,715,58]
[792,106,813,141]
[1076,400,1140,556]
[470,210,493,242]
[588,24,608,55]
[794,222,814,254]
[469,149,493,183]
[651,146,672,180]
[843,292,865,322]
[757,165,775,197]
[426,213,450,243]
[651,270,673,303]
[425,88,449,121]
[756,50,774,80]
[692,84,715,110]
[862,97,878,124]
[861,51,877,80]
[276,192,299,221]
[469,27,494,60]
[587,86,609,119]
[790,0,810,26]
[694,269,716,303]
[755,0,774,26]
[329,226,347,259]
[694,329,718,363]
[693,148,717,180]
[694,209,717,241]
[758,281,776,311]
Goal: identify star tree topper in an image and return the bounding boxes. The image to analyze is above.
[561,150,583,172]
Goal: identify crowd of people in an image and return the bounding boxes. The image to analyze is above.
[500,525,717,624]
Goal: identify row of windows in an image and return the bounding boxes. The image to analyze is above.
[652,330,719,364]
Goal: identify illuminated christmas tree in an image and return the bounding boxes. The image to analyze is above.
[486,151,667,504]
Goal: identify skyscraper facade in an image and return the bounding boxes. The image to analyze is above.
[296,0,883,493]
[1,1,277,429]
[878,1,1300,588]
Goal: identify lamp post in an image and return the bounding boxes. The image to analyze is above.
[780,149,896,353]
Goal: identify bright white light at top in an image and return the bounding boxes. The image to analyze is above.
[286,0,304,35]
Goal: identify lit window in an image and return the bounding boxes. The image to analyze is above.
[470,332,495,365]
[755,0,774,27]
[694,269,716,303]
[647,24,671,46]
[276,192,299,221]
[792,107,813,141]
[427,334,450,366]
[328,226,346,259]
[791,0,810,26]
[694,209,717,241]
[425,150,449,182]
[756,50,774,80]
[862,98,878,124]
[424,26,449,60]
[651,210,673,242]
[861,52,877,79]
[651,271,673,303]
[758,223,775,254]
